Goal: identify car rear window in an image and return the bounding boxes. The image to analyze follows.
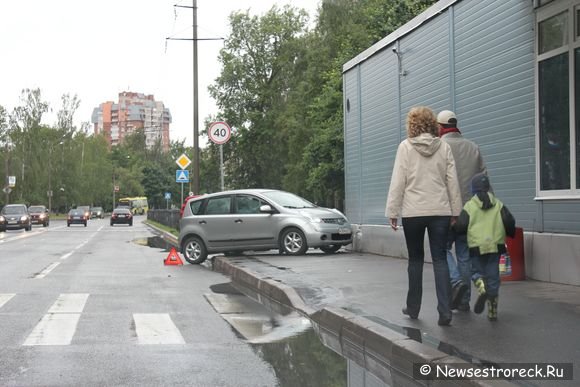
[189,200,203,215]
[29,206,45,212]
[2,206,26,215]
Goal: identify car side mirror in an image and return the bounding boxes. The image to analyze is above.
[259,205,274,214]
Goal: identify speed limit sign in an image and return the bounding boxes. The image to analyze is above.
[208,121,231,145]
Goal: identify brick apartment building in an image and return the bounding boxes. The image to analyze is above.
[91,91,172,151]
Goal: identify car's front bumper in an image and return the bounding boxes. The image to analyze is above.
[303,222,353,247]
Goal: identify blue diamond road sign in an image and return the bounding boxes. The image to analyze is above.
[176,169,189,183]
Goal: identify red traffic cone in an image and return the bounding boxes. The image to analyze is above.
[164,247,183,266]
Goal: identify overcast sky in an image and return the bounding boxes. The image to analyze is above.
[0,0,320,147]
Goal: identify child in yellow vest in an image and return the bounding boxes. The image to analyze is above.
[454,173,516,321]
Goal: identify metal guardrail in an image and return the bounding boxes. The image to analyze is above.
[147,209,180,230]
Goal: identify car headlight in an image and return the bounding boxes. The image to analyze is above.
[39,214,46,218]
[0,216,4,222]
[300,211,323,223]
[20,215,29,221]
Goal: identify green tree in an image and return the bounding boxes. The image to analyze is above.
[209,5,310,189]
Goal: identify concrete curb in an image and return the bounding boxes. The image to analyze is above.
[143,221,179,247]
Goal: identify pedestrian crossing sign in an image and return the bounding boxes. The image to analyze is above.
[176,170,189,183]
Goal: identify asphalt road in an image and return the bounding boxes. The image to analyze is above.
[0,217,277,387]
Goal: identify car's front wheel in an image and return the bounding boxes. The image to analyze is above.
[320,245,341,254]
[280,227,308,255]
[182,236,207,264]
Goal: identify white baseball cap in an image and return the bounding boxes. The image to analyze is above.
[437,110,457,124]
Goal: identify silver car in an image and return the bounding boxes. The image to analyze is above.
[178,189,353,264]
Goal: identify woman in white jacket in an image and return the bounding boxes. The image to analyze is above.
[385,106,462,326]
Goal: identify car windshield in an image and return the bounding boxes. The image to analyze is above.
[2,206,26,215]
[92,207,103,211]
[69,210,83,215]
[28,206,45,212]
[262,191,316,209]
[114,209,130,214]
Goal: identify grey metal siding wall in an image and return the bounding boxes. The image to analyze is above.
[359,51,399,224]
[453,0,537,230]
[399,14,451,126]
[344,70,362,223]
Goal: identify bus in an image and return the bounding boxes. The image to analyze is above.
[117,196,149,215]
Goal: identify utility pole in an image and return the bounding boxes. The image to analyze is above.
[167,1,223,195]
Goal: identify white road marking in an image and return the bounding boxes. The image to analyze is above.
[23,294,89,346]
[60,252,73,260]
[23,313,81,346]
[133,313,185,345]
[47,294,89,314]
[34,262,61,279]
[0,294,16,309]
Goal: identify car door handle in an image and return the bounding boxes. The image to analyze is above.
[234,219,243,223]
[198,220,207,225]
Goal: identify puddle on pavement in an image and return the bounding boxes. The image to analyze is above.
[206,282,349,387]
[133,236,173,251]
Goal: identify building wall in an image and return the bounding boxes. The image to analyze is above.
[343,0,580,285]
[92,92,171,151]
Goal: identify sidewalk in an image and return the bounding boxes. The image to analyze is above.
[212,250,579,387]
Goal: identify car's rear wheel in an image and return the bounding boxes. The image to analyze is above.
[182,236,207,264]
[320,245,341,254]
[26,224,32,232]
[280,227,308,255]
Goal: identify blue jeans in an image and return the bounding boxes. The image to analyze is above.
[472,253,500,297]
[402,216,452,319]
[446,230,472,304]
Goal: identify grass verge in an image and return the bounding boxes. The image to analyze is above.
[144,219,179,238]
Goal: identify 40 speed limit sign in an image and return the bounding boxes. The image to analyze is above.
[208,121,231,145]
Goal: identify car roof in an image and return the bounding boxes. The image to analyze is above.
[188,189,280,201]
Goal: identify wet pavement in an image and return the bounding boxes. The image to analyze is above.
[213,251,580,387]
[205,282,349,387]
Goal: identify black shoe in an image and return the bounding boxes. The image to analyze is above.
[402,307,418,319]
[450,281,468,310]
[457,303,470,312]
[438,316,452,326]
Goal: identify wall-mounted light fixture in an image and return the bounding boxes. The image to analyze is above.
[392,46,407,77]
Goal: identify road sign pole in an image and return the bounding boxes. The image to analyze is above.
[220,145,224,191]
[181,182,184,206]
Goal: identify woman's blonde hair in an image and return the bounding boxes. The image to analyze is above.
[406,106,438,138]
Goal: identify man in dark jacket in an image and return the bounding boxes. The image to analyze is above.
[438,110,488,312]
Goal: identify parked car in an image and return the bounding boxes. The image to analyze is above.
[90,206,104,219]
[76,206,91,220]
[0,204,32,232]
[28,205,50,227]
[178,189,353,264]
[110,208,133,226]
[67,209,88,227]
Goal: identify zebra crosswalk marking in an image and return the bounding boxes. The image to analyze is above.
[48,293,89,313]
[23,293,89,346]
[0,294,15,309]
[23,313,81,346]
[133,313,186,345]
